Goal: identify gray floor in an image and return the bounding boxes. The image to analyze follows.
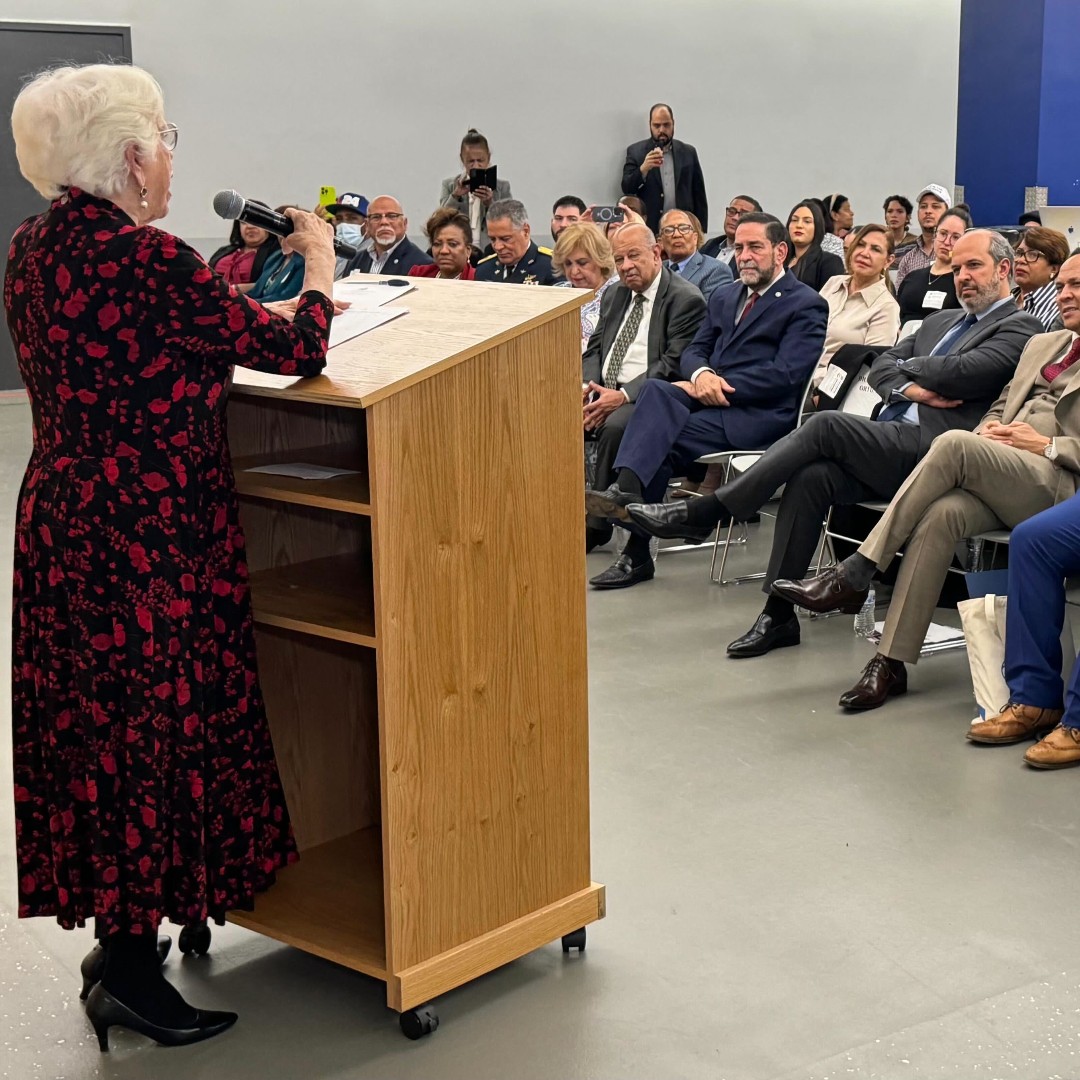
[2,395,1080,1080]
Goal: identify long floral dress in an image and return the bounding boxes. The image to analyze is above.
[4,189,332,936]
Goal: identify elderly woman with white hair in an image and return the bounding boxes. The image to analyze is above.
[4,63,337,1051]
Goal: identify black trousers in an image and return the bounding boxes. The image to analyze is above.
[715,411,924,593]
[586,401,634,530]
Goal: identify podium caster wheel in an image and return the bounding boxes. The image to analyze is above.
[178,922,212,957]
[400,1004,439,1040]
[561,927,586,953]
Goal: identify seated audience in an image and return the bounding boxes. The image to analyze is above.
[702,195,762,265]
[820,193,853,256]
[552,223,618,352]
[896,208,972,326]
[966,493,1080,767]
[584,213,828,589]
[551,196,587,241]
[579,223,707,551]
[816,224,901,377]
[787,199,846,291]
[627,230,1041,661]
[326,191,371,277]
[208,206,278,287]
[766,250,1080,710]
[1013,226,1070,330]
[439,129,512,255]
[883,194,918,253]
[408,208,476,280]
[658,209,733,302]
[895,183,951,288]
[345,195,433,276]
[475,200,556,284]
[247,205,308,303]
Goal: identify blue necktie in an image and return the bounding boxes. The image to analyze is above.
[877,313,978,422]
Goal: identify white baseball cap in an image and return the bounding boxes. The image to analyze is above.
[916,183,951,208]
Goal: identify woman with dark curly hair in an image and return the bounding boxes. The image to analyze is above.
[409,207,477,280]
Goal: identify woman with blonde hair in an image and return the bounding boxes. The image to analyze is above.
[6,63,337,1050]
[552,222,617,351]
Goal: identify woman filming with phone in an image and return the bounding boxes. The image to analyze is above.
[439,129,512,259]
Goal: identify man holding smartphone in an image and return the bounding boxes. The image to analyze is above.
[622,103,708,235]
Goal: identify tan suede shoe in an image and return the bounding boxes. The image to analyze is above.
[966,703,1064,745]
[1024,724,1080,768]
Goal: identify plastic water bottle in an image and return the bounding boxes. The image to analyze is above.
[854,587,877,639]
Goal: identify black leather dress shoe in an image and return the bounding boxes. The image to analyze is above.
[585,525,613,553]
[726,613,801,658]
[838,654,907,710]
[589,554,655,590]
[584,485,636,523]
[627,500,714,542]
[770,565,869,615]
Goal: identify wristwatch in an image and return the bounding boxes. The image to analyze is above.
[1043,438,1058,461]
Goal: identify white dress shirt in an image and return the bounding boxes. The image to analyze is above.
[603,271,663,395]
[368,237,404,275]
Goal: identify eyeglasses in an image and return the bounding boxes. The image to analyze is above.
[725,206,746,217]
[1014,248,1046,264]
[367,213,404,223]
[158,123,179,151]
[935,229,964,244]
[659,224,694,237]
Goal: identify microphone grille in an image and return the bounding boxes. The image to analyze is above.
[212,189,245,220]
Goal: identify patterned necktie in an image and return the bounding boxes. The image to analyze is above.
[1041,337,1080,383]
[603,293,646,386]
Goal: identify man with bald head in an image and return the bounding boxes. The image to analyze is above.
[581,223,706,551]
[628,228,1042,654]
[345,195,432,275]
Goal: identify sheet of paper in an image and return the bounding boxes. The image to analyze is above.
[328,305,408,349]
[868,620,962,646]
[333,280,415,308]
[818,363,847,399]
[840,375,880,418]
[245,463,361,480]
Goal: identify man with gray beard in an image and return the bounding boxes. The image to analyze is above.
[626,230,1041,666]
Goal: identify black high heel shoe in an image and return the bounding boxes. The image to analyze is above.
[79,937,172,1001]
[85,985,237,1051]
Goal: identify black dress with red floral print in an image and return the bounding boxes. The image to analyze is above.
[4,189,332,935]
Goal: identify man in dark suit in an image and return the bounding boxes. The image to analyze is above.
[585,213,828,589]
[627,229,1042,658]
[344,194,432,276]
[475,200,556,284]
[701,195,762,267]
[622,103,708,235]
[582,223,707,550]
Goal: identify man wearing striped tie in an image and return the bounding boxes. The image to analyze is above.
[772,251,1080,711]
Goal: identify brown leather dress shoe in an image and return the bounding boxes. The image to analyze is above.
[1024,724,1080,769]
[838,654,907,710]
[771,565,870,615]
[967,703,1063,745]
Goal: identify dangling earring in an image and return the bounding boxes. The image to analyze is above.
[139,186,149,209]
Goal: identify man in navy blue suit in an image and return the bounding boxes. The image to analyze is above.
[585,213,828,589]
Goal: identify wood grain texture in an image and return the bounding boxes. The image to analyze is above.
[229,827,386,978]
[231,275,589,409]
[228,393,368,462]
[235,449,371,515]
[368,306,592,976]
[253,629,380,850]
[390,884,605,1011]
[240,498,371,574]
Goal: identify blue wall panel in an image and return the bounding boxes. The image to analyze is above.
[1036,0,1080,207]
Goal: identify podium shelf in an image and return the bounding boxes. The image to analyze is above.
[234,450,371,515]
[250,555,377,647]
[229,827,386,979]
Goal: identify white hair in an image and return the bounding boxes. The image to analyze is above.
[11,63,165,199]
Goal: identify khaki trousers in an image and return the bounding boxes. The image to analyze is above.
[859,430,1059,664]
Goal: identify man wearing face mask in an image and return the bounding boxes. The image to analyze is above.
[344,195,433,276]
[326,191,372,278]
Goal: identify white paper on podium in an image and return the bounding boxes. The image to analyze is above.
[333,280,415,308]
[246,463,361,480]
[328,305,408,349]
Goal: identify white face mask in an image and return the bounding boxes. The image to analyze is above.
[335,222,365,248]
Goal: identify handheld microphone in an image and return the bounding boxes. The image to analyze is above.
[212,189,358,258]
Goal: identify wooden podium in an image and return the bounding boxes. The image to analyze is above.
[223,276,604,1036]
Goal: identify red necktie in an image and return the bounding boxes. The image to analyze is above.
[740,291,759,322]
[1042,338,1080,384]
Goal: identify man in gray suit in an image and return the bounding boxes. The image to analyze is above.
[627,229,1041,658]
[659,209,733,302]
[582,223,707,550]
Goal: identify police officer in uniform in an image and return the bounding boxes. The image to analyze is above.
[475,199,556,285]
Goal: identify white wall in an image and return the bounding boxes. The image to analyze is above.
[2,0,961,252]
